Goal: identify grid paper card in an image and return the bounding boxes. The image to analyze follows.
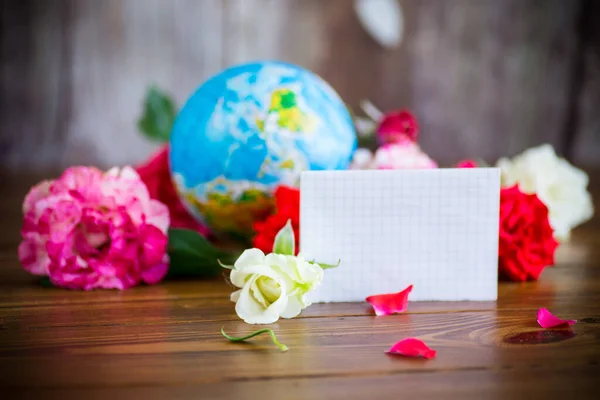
[300,168,500,303]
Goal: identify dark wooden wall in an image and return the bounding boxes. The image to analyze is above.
[1,0,598,171]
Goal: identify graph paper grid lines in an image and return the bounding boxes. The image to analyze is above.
[300,168,500,303]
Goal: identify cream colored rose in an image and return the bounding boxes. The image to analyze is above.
[496,144,594,241]
[229,249,323,324]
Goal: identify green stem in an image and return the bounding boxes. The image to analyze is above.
[217,259,234,270]
[221,326,289,352]
[313,259,341,270]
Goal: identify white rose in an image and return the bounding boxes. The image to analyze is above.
[229,249,324,324]
[496,144,594,241]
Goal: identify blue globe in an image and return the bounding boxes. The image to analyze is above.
[170,61,356,237]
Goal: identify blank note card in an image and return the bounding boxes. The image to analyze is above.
[300,168,500,303]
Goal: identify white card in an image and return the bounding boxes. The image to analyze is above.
[300,168,500,303]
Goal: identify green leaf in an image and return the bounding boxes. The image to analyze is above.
[221,326,289,352]
[315,259,341,270]
[137,86,177,143]
[167,228,237,278]
[272,219,295,255]
[357,135,378,150]
[39,277,55,288]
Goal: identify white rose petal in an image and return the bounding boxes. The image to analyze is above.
[496,144,594,241]
[278,293,304,319]
[235,275,288,325]
[234,248,266,270]
[293,258,323,290]
[354,0,403,49]
[230,289,242,303]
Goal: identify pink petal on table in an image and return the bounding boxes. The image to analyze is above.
[387,338,436,359]
[537,308,577,328]
[366,284,413,316]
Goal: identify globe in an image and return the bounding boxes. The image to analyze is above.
[170,61,356,239]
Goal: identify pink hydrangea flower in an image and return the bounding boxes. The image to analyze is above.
[375,142,437,169]
[18,166,170,290]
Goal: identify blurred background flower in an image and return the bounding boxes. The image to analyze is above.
[498,185,558,281]
[135,146,209,236]
[497,144,594,241]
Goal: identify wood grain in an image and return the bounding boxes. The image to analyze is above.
[0,175,600,399]
[410,0,582,163]
[572,0,600,165]
[7,368,600,400]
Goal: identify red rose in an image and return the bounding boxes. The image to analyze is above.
[456,159,477,168]
[499,185,558,281]
[135,146,209,236]
[377,110,419,144]
[253,186,300,254]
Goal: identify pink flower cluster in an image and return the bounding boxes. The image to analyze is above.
[351,108,481,171]
[19,166,170,290]
[375,142,438,169]
[350,109,437,170]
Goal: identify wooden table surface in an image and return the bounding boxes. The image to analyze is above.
[1,173,599,399]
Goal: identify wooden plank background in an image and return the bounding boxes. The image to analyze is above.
[1,0,598,172]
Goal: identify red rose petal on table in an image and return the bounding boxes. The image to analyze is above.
[366,284,413,316]
[387,338,436,359]
[537,308,577,328]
